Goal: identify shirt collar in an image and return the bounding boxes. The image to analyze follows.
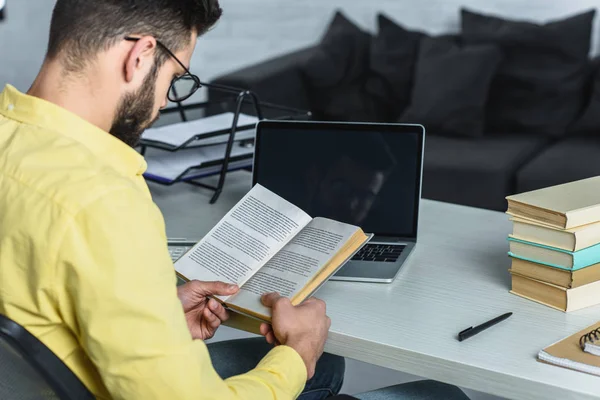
[0,84,147,178]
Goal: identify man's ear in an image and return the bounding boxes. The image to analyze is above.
[124,36,158,84]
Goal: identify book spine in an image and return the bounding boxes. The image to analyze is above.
[573,243,600,269]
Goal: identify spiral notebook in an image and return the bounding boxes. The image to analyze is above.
[538,321,600,376]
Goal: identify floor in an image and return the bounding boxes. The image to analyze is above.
[149,171,503,400]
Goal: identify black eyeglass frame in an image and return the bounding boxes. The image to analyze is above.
[124,36,201,103]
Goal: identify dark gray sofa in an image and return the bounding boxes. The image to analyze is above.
[207,45,600,211]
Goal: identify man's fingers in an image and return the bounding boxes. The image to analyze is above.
[259,323,271,336]
[194,280,239,296]
[265,331,276,345]
[261,292,283,307]
[208,299,229,322]
[203,307,221,329]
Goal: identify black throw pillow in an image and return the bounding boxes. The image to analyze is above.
[365,14,425,120]
[399,36,503,138]
[461,9,596,136]
[301,11,383,121]
[571,57,600,135]
[302,11,370,89]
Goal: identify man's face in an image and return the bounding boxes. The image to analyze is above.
[309,156,387,225]
[110,34,197,147]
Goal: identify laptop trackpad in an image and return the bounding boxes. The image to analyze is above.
[332,260,402,282]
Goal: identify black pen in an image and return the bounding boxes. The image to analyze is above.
[458,312,513,342]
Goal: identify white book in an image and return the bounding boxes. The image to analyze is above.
[506,176,600,229]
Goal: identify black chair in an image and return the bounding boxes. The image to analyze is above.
[0,313,361,399]
[0,313,94,400]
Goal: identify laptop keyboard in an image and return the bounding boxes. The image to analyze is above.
[168,246,192,262]
[351,244,406,262]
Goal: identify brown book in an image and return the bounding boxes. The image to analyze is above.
[509,258,600,289]
[510,272,600,312]
[538,321,600,376]
[506,176,600,229]
[175,184,371,323]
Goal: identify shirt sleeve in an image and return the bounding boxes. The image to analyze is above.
[55,188,307,400]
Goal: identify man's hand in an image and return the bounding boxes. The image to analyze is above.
[260,293,331,380]
[177,280,239,340]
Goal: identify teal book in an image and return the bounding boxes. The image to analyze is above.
[508,237,600,271]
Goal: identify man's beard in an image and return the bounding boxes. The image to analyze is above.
[110,65,160,148]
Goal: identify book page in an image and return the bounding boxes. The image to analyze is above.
[175,184,312,301]
[227,217,360,318]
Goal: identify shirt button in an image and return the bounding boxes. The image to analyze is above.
[7,104,14,111]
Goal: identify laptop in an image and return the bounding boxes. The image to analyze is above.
[253,120,425,283]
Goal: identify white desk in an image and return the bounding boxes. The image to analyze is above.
[318,200,600,400]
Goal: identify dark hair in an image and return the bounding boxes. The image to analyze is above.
[47,0,222,71]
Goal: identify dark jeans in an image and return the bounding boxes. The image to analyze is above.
[207,338,470,400]
[355,380,470,400]
[208,338,345,400]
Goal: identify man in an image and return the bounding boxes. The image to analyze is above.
[0,1,469,399]
[0,1,338,398]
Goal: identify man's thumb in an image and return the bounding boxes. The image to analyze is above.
[203,281,238,296]
[261,292,283,307]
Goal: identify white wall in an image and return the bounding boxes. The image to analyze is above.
[1,0,599,92]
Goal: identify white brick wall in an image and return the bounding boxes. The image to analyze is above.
[1,0,599,91]
[203,0,600,80]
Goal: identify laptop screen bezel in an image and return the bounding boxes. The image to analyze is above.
[252,120,425,240]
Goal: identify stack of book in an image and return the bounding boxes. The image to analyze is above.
[506,176,600,312]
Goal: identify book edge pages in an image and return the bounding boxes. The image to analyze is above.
[509,232,574,253]
[508,265,573,289]
[507,236,573,255]
[509,290,566,312]
[565,280,600,312]
[510,271,567,290]
[508,252,576,271]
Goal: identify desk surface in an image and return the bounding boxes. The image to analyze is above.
[319,200,600,400]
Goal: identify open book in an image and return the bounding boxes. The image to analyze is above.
[175,184,372,322]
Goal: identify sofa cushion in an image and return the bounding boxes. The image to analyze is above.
[570,57,600,135]
[302,11,370,88]
[399,36,503,138]
[301,11,384,121]
[461,9,595,137]
[423,135,548,210]
[516,138,600,193]
[365,14,424,120]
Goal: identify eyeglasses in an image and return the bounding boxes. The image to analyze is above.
[124,36,201,103]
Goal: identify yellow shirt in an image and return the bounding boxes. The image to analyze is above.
[0,85,306,400]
